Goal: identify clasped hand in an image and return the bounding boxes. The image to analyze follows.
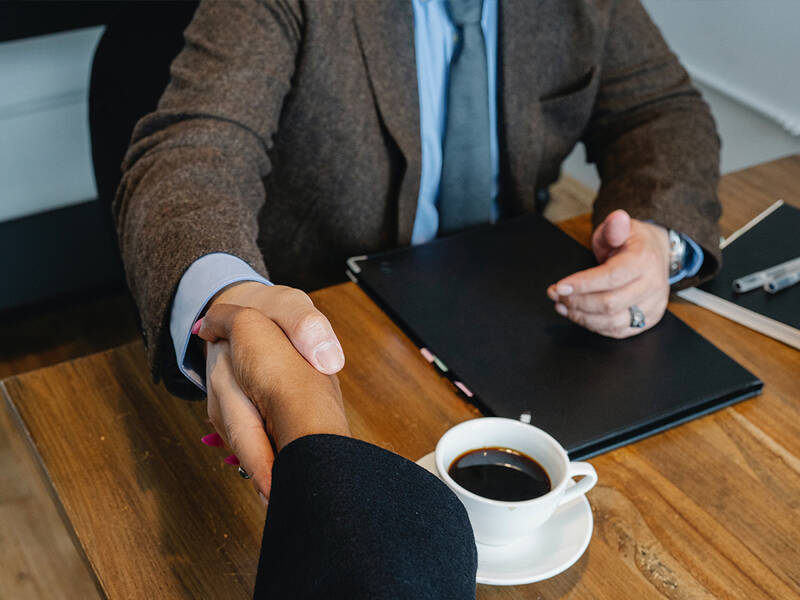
[195,283,350,504]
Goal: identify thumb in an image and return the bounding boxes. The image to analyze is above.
[592,209,631,262]
[195,300,345,376]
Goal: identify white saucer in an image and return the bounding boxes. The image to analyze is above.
[416,452,593,586]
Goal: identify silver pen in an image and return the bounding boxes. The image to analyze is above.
[764,266,800,294]
[732,256,800,293]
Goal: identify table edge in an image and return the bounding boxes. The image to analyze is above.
[1,379,109,600]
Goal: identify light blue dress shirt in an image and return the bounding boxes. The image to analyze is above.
[411,0,499,243]
[170,253,271,389]
[673,235,703,283]
[171,0,702,390]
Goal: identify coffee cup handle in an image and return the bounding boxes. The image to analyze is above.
[558,461,598,506]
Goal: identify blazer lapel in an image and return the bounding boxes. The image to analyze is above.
[497,0,545,215]
[354,1,421,245]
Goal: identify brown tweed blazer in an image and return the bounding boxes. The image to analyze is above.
[115,0,722,396]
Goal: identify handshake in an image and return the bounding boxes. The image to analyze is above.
[194,210,672,504]
[194,286,350,504]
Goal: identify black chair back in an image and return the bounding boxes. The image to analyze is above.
[90,1,199,211]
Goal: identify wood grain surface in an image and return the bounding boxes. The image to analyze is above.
[0,175,588,600]
[0,291,139,600]
[3,157,800,599]
[0,391,101,600]
[0,291,139,380]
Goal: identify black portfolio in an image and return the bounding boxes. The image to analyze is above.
[700,203,800,330]
[347,214,763,459]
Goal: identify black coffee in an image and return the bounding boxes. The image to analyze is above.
[448,447,551,501]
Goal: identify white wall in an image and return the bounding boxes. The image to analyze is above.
[0,27,103,222]
[563,1,800,190]
[643,0,800,136]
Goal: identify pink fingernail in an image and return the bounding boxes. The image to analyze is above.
[555,303,568,317]
[191,318,203,335]
[201,433,224,447]
[223,454,240,465]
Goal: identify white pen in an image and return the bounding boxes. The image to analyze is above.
[764,266,800,294]
[732,256,800,293]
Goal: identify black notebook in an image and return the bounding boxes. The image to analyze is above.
[347,214,763,459]
[678,202,800,350]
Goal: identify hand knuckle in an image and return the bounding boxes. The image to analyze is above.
[271,285,292,296]
[283,287,313,307]
[297,311,328,334]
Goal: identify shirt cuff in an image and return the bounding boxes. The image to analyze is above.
[170,253,272,392]
[668,233,704,285]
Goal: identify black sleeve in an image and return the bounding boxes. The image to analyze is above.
[253,435,477,599]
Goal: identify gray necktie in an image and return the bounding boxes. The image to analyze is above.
[438,0,491,236]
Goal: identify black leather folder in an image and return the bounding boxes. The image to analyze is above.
[347,214,763,459]
[687,203,800,346]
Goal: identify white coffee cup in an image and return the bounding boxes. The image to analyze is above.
[435,417,597,546]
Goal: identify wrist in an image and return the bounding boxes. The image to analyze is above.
[641,222,671,275]
[273,417,352,453]
[269,387,351,452]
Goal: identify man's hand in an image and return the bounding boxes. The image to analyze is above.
[547,209,671,338]
[195,283,349,504]
[211,281,345,374]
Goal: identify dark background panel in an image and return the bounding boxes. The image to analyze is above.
[0,0,197,312]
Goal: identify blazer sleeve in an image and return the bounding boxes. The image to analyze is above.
[584,0,722,288]
[113,0,302,397]
[254,435,478,599]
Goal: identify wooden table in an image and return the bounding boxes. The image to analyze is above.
[4,156,800,599]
